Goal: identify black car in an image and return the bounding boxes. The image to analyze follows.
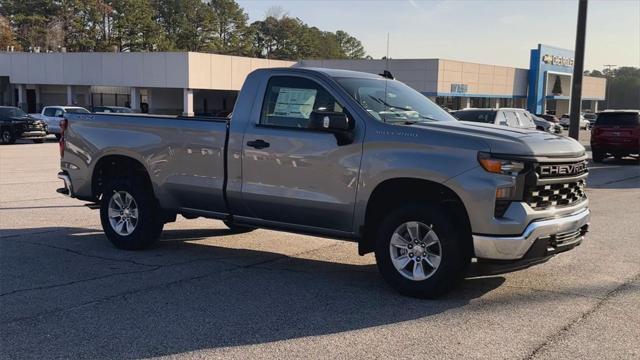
[0,106,48,144]
[92,106,133,113]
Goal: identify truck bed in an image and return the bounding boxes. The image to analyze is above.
[63,112,231,214]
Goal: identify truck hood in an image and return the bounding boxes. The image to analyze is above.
[413,120,585,158]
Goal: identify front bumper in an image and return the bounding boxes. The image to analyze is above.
[18,130,47,139]
[473,208,590,260]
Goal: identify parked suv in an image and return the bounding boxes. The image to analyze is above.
[0,106,47,144]
[453,108,536,130]
[590,110,640,162]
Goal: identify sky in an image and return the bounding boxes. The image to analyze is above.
[236,0,640,71]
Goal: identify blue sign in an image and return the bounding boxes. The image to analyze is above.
[527,44,575,114]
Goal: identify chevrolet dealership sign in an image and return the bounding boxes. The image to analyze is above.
[541,54,575,68]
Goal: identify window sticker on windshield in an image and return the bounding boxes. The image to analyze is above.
[272,88,317,119]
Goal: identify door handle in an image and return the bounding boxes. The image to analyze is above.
[246,139,270,149]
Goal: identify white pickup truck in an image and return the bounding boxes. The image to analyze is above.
[31,106,90,138]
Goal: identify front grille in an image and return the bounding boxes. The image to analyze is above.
[525,179,586,210]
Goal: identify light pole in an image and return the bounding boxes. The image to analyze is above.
[603,64,616,109]
[569,0,588,140]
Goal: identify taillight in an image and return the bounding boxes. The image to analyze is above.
[59,119,68,158]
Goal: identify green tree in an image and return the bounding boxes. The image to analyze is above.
[250,15,367,60]
[57,0,111,51]
[209,0,252,56]
[154,0,218,51]
[335,30,365,59]
[109,0,168,51]
[606,67,640,109]
[0,0,58,50]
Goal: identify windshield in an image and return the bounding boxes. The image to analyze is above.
[336,77,456,124]
[0,107,27,118]
[66,108,90,114]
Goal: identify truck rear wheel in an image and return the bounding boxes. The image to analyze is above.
[374,203,469,298]
[100,178,164,250]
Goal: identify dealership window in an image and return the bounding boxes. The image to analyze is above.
[436,96,461,110]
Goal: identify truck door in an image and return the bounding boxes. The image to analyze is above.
[240,75,362,233]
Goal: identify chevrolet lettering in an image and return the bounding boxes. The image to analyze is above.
[538,162,588,177]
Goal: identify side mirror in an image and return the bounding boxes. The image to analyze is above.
[308,111,354,145]
[309,111,351,131]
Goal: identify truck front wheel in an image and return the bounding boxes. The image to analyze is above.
[374,203,469,298]
[100,178,164,250]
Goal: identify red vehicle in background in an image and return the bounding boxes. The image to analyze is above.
[590,110,640,162]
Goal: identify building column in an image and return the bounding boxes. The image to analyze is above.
[465,97,471,109]
[34,85,42,112]
[495,99,500,109]
[66,85,74,105]
[146,88,153,114]
[16,84,26,110]
[592,100,598,112]
[183,88,194,116]
[130,87,140,112]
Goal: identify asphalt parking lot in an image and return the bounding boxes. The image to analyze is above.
[1,132,639,360]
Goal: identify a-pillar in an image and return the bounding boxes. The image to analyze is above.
[66,85,74,105]
[16,84,26,110]
[130,87,140,112]
[183,88,194,116]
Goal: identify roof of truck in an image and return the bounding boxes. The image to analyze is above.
[269,66,385,80]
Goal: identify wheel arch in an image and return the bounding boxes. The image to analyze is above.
[359,177,472,256]
[91,154,154,200]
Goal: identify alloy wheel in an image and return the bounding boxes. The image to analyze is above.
[389,221,443,281]
[108,190,139,236]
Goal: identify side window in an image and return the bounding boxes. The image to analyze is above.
[260,76,344,129]
[503,111,519,127]
[43,108,55,117]
[54,109,64,117]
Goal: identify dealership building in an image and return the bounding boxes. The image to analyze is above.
[0,44,605,116]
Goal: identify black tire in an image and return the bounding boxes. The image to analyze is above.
[32,139,45,143]
[592,150,605,162]
[100,177,164,250]
[1,128,15,144]
[223,220,257,234]
[374,202,469,298]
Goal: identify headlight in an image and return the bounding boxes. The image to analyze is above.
[477,152,525,176]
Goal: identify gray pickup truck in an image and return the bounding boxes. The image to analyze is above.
[58,67,590,297]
